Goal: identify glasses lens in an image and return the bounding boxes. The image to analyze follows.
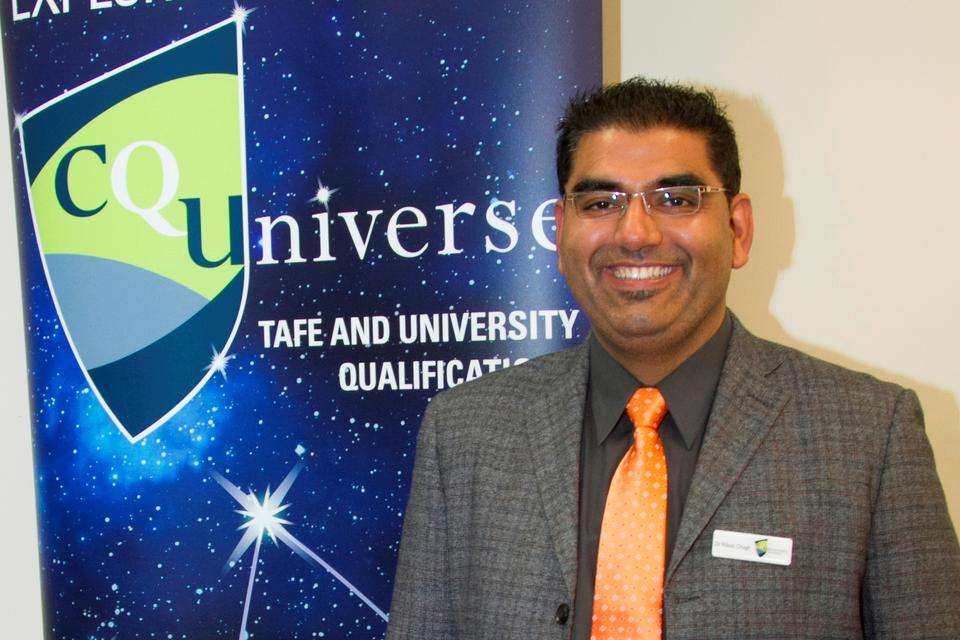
[572,191,626,217]
[646,186,702,215]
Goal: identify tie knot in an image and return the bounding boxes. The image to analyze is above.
[626,387,667,431]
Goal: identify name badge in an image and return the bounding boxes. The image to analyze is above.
[712,529,792,566]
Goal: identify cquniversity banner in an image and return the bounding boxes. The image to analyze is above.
[2,2,600,638]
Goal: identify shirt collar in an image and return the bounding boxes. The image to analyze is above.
[588,312,733,450]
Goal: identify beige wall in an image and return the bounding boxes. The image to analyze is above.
[0,50,41,639]
[617,0,960,526]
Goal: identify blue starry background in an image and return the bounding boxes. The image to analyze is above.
[2,2,600,638]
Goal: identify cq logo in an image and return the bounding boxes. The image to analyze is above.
[55,140,244,269]
[17,16,248,441]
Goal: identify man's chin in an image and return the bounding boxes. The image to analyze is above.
[597,317,675,349]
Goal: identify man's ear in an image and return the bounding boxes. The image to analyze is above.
[729,193,754,269]
[555,197,566,275]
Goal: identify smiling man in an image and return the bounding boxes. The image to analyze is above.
[386,78,960,640]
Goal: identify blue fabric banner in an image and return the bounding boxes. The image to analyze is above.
[2,2,600,638]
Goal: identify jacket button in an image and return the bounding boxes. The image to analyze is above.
[555,603,570,625]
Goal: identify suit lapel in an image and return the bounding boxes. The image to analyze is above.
[666,321,790,582]
[525,342,590,596]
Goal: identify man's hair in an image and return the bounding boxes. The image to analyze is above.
[555,77,741,196]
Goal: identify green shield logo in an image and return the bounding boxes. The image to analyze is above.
[17,17,249,442]
[755,538,769,557]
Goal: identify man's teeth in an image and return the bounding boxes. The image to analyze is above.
[611,265,674,280]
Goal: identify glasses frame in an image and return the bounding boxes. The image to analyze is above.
[563,185,728,219]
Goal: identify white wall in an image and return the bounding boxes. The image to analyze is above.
[620,0,960,525]
[0,50,43,638]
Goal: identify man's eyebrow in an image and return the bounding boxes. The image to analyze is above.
[652,173,707,189]
[568,173,709,194]
[568,178,624,193]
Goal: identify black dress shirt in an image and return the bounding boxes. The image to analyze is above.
[571,314,733,639]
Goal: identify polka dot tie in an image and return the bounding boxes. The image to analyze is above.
[591,387,668,640]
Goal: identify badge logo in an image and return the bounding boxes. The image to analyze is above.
[755,538,769,557]
[16,16,249,442]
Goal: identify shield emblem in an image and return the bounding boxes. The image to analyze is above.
[16,17,249,442]
[755,538,768,557]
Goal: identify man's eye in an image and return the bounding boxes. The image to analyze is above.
[577,192,622,212]
[651,189,699,211]
[662,193,695,206]
[585,198,615,210]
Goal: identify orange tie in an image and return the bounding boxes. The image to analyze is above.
[591,387,668,640]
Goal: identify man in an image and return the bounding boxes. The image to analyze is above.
[386,78,960,639]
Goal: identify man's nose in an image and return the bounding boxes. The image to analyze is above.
[613,196,663,249]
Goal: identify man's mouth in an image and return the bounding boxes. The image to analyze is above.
[609,265,677,281]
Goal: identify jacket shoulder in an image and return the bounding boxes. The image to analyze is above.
[749,332,911,417]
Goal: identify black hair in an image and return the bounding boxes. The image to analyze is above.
[556,77,741,196]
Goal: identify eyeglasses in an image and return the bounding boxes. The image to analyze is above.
[564,186,728,219]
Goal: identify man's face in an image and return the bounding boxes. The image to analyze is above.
[556,126,753,366]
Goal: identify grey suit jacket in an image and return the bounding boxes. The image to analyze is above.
[386,318,960,639]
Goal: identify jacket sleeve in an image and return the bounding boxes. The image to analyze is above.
[385,400,454,640]
[862,388,960,638]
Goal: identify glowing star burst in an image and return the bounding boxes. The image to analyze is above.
[231,2,254,31]
[204,346,236,380]
[237,486,291,540]
[213,466,388,640]
[309,178,339,209]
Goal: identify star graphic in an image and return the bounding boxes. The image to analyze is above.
[213,466,389,640]
[204,346,236,380]
[232,2,254,31]
[309,177,339,209]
